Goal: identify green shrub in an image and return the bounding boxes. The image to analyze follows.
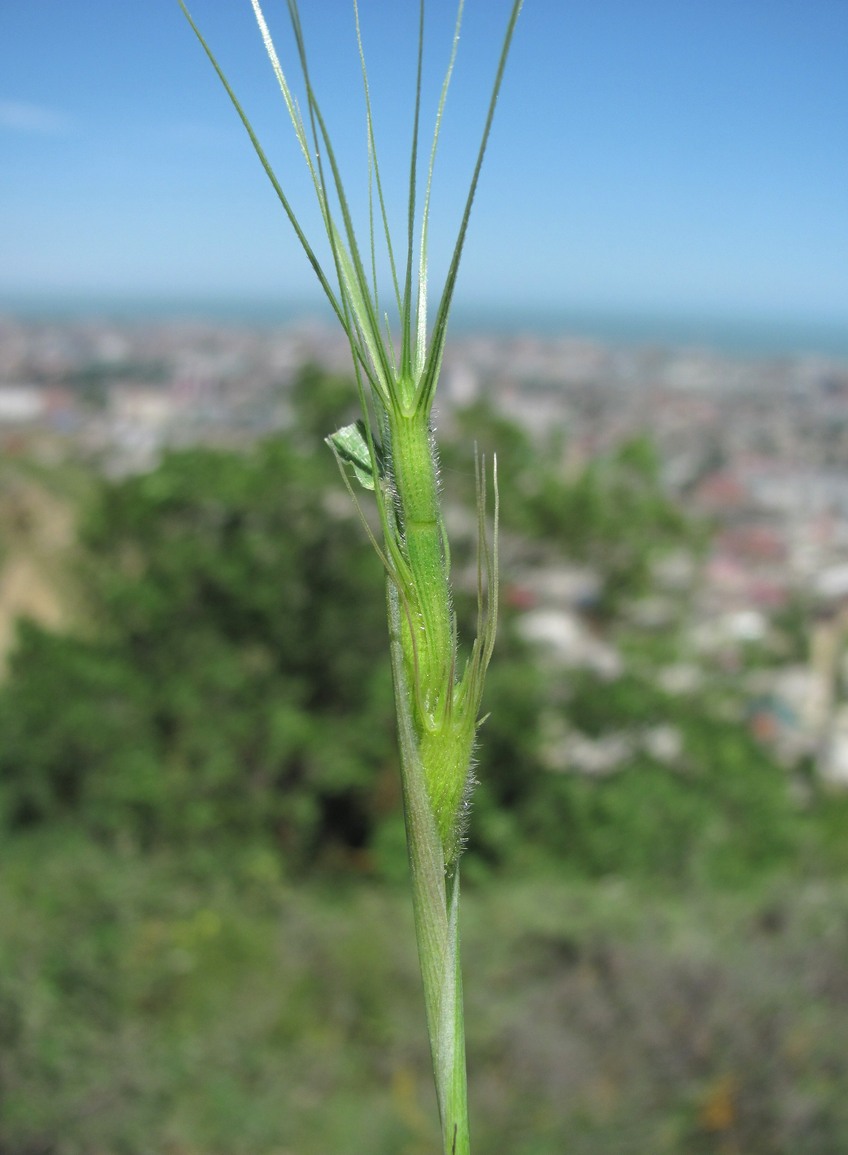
[3,835,848,1155]
[0,431,395,865]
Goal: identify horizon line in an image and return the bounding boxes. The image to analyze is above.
[1,289,847,361]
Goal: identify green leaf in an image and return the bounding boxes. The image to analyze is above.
[326,420,383,491]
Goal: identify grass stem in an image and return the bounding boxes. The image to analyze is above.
[179,4,523,1149]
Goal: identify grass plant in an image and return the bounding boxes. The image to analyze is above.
[178,2,523,1151]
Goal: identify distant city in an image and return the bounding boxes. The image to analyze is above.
[2,304,848,788]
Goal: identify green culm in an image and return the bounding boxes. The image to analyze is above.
[179,3,523,1151]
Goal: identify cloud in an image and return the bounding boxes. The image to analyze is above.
[0,100,73,134]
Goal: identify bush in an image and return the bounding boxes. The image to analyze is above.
[0,382,820,884]
[0,432,395,867]
[3,836,848,1155]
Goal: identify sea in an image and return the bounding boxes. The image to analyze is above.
[1,292,846,362]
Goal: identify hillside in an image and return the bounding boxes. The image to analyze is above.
[0,459,83,671]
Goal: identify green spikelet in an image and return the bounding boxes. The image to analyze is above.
[180,2,519,1149]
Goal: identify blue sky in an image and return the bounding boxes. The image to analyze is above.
[1,0,847,328]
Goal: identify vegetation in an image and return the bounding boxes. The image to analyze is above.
[2,835,848,1155]
[2,367,847,1152]
[445,399,709,615]
[0,430,392,864]
[1,0,843,1146]
[177,1,525,1148]
[0,375,821,883]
